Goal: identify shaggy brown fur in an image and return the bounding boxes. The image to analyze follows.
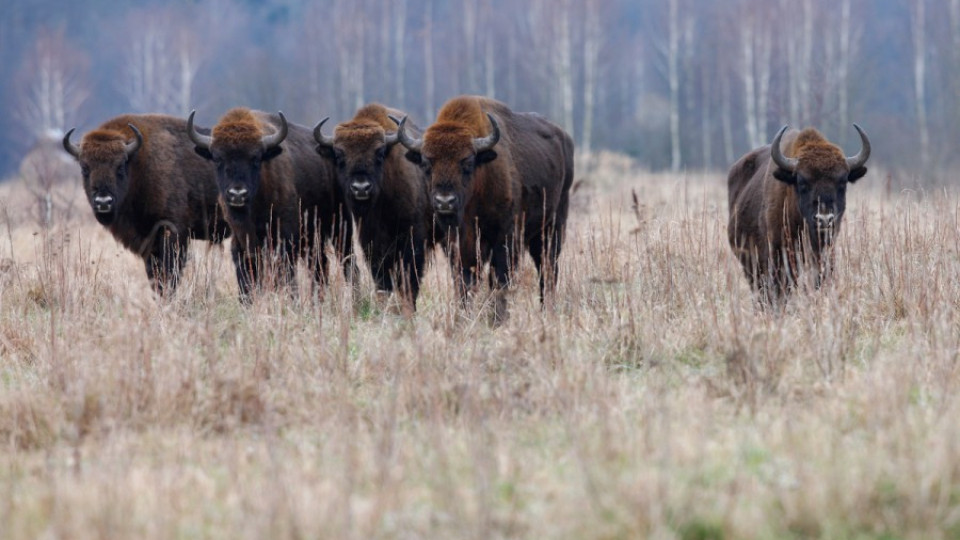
[402,96,575,324]
[194,108,350,302]
[728,126,869,304]
[64,114,228,295]
[317,104,430,309]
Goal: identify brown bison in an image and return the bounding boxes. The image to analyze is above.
[727,124,871,302]
[396,96,575,323]
[187,108,351,302]
[62,114,229,295]
[314,104,430,309]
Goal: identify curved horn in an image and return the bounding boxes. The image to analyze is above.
[473,113,501,153]
[313,117,335,149]
[845,124,871,170]
[62,128,80,159]
[262,111,288,149]
[125,123,143,157]
[770,125,798,173]
[395,116,423,153]
[187,110,213,149]
[383,115,403,146]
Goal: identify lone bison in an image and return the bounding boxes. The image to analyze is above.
[314,104,430,309]
[396,96,575,323]
[62,114,229,295]
[187,108,351,302]
[727,124,871,303]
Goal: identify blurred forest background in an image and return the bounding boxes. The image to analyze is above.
[0,0,954,180]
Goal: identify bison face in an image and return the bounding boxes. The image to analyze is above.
[63,124,142,226]
[396,114,500,228]
[204,147,281,211]
[770,124,870,246]
[314,119,398,214]
[188,111,286,214]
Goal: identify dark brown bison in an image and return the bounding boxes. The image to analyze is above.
[314,104,430,309]
[62,114,229,295]
[187,108,351,302]
[727,124,871,302]
[396,96,575,323]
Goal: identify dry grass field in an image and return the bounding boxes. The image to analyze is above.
[1,152,960,539]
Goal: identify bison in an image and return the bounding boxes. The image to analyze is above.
[187,108,351,302]
[727,124,871,303]
[396,96,575,323]
[314,104,430,310]
[62,114,229,295]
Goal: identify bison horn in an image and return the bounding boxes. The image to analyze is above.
[845,124,871,170]
[262,111,288,150]
[187,110,213,150]
[62,128,80,159]
[395,116,423,153]
[125,123,143,157]
[770,125,798,173]
[473,113,501,153]
[313,117,335,149]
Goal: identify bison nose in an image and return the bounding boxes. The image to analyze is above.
[434,194,457,214]
[351,180,372,200]
[226,187,248,207]
[92,194,115,213]
[815,212,836,229]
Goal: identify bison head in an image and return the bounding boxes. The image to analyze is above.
[63,124,143,226]
[770,124,870,245]
[188,109,287,212]
[313,117,399,213]
[396,113,500,227]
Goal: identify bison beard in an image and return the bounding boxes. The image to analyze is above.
[397,96,575,325]
[727,124,870,305]
[62,114,229,296]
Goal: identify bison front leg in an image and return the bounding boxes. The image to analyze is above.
[489,242,511,326]
[145,231,188,297]
[232,244,259,305]
[393,236,425,312]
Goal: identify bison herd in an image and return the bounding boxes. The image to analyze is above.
[61,94,871,319]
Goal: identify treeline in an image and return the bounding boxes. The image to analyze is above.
[0,0,954,179]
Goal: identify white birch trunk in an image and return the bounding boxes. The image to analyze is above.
[741,22,758,149]
[668,0,682,171]
[424,0,435,121]
[913,0,929,167]
[581,0,600,154]
[394,0,407,108]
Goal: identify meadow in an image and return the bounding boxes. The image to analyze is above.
[1,153,959,539]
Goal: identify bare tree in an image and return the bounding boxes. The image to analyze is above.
[15,28,88,140]
[423,0,436,121]
[120,10,203,115]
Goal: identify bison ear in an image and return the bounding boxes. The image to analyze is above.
[476,149,498,165]
[315,144,335,161]
[194,146,214,161]
[847,166,867,183]
[263,145,284,162]
[404,150,422,165]
[772,168,797,185]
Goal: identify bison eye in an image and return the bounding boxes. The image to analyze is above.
[80,165,90,177]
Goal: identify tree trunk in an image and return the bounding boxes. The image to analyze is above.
[581,0,600,154]
[913,0,929,168]
[393,0,407,108]
[668,0,681,171]
[423,0,435,121]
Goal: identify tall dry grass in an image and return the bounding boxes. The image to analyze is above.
[1,153,959,539]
